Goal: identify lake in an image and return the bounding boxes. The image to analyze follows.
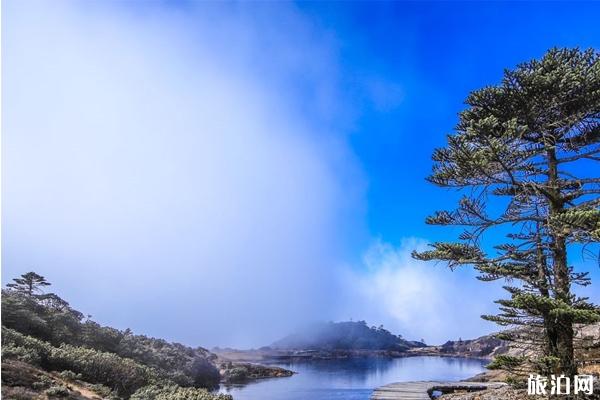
[218,356,488,400]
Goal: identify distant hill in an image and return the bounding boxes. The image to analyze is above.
[271,320,426,352]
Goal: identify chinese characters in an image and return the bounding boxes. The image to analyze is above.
[528,374,594,396]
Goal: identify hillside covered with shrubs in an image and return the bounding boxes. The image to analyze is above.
[271,320,425,351]
[1,272,231,400]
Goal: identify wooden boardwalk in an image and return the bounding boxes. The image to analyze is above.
[370,381,506,399]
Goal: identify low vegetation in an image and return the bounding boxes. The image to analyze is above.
[218,362,293,383]
[1,272,230,400]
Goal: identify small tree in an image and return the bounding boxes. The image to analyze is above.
[6,272,51,295]
[413,48,600,377]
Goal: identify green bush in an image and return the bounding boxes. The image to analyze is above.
[130,385,232,400]
[2,280,226,398]
[2,327,53,366]
[32,381,49,390]
[58,370,82,381]
[2,327,160,396]
[33,374,55,389]
[115,332,220,389]
[86,383,114,397]
[45,385,70,397]
[2,289,221,390]
[226,367,248,382]
[2,291,83,345]
[49,343,160,396]
[1,344,43,365]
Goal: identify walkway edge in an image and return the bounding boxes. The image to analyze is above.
[370,381,506,399]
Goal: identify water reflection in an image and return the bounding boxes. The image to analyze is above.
[219,356,487,400]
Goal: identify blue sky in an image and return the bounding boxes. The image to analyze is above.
[303,1,600,312]
[3,1,600,348]
[300,1,600,244]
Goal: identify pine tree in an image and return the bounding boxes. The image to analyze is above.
[6,271,51,295]
[413,48,600,377]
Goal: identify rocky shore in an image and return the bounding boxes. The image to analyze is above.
[214,347,417,362]
[213,335,507,364]
[438,380,600,400]
[407,334,509,360]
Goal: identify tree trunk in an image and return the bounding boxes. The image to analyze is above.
[547,147,577,377]
[551,235,577,376]
[536,238,560,373]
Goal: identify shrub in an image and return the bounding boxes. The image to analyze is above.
[48,343,160,396]
[115,333,220,389]
[130,385,232,400]
[164,370,194,387]
[188,357,221,388]
[32,375,55,390]
[2,387,39,400]
[2,289,222,391]
[2,290,83,345]
[45,385,70,397]
[226,367,248,383]
[2,328,159,396]
[2,327,53,366]
[32,381,48,390]
[86,383,113,397]
[1,292,51,340]
[1,344,43,365]
[58,370,82,381]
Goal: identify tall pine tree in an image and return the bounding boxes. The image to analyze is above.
[6,271,51,296]
[413,48,600,377]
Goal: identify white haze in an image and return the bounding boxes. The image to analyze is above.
[340,239,504,345]
[3,0,506,349]
[2,0,365,348]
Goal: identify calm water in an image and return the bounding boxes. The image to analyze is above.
[218,356,488,400]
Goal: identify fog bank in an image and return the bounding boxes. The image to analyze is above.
[2,0,364,348]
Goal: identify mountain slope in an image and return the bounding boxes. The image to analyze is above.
[271,320,425,352]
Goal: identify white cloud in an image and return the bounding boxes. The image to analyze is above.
[341,238,504,344]
[2,0,364,348]
[2,1,505,349]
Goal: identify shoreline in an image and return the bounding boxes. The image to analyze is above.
[215,347,495,365]
[215,355,503,399]
[215,350,494,387]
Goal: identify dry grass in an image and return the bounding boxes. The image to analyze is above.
[2,386,45,400]
[581,363,600,376]
[1,360,105,400]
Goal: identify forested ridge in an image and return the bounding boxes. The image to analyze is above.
[271,320,426,351]
[1,272,231,400]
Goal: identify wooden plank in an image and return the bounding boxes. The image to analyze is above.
[370,381,505,400]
